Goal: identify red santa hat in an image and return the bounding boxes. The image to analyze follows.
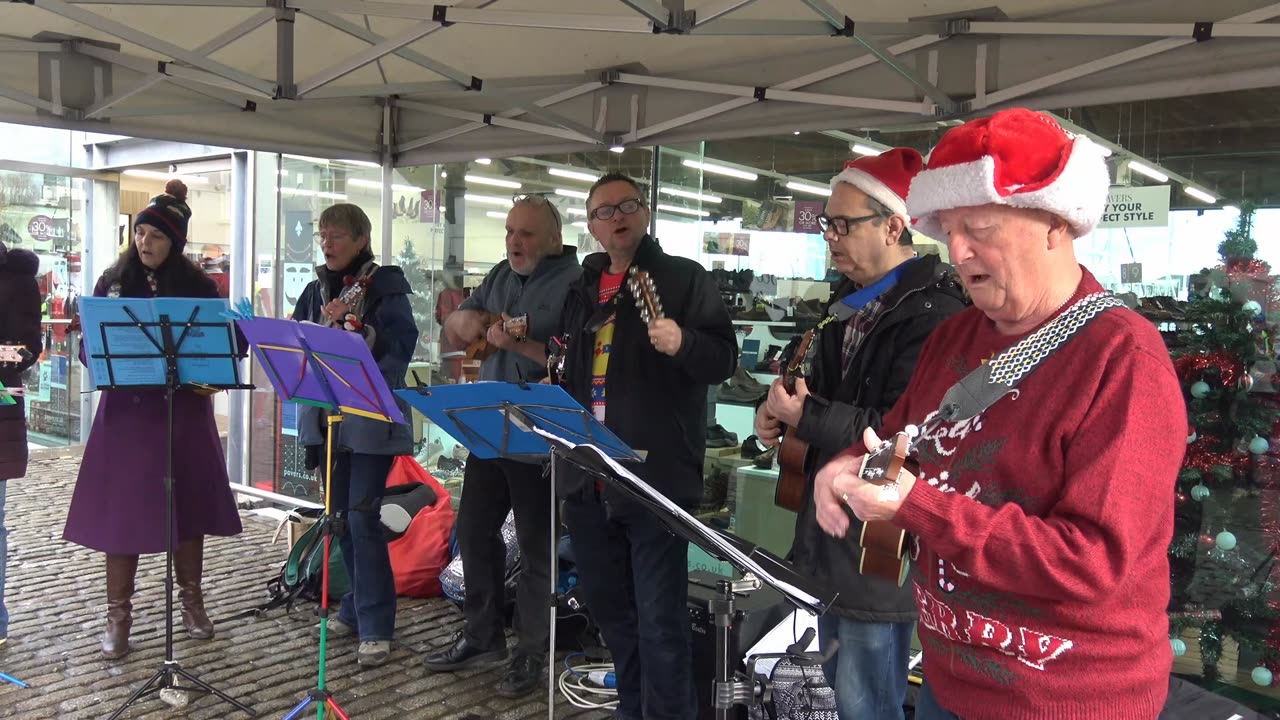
[829,147,923,221]
[905,108,1111,239]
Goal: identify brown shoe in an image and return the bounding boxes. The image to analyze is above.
[103,554,138,659]
[175,538,214,640]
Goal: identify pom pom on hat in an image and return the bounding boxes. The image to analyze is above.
[164,178,189,203]
[135,177,193,252]
[905,108,1111,239]
[829,148,923,220]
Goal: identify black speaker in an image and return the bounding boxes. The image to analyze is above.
[688,571,792,720]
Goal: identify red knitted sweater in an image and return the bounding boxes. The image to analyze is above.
[883,269,1186,719]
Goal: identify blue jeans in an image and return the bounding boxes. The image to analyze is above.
[816,614,914,720]
[563,495,696,720]
[330,453,396,642]
[0,480,7,639]
[914,681,962,720]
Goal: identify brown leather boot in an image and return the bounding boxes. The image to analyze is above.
[175,537,214,640]
[102,554,138,659]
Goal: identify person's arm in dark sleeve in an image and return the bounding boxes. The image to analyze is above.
[670,267,737,385]
[795,306,949,452]
[14,272,42,373]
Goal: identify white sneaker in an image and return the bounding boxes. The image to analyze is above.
[358,640,391,666]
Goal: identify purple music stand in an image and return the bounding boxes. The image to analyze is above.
[236,317,402,720]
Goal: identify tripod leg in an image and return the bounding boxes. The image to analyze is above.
[107,668,165,720]
[547,451,558,720]
[282,695,313,720]
[324,695,351,720]
[176,667,258,716]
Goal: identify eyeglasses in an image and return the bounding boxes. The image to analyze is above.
[314,230,353,245]
[589,198,644,221]
[817,213,882,236]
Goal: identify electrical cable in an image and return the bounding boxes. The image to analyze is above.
[558,654,618,710]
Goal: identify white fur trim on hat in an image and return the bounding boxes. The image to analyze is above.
[831,167,909,221]
[907,136,1111,239]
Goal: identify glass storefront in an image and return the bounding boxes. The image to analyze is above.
[3,112,1279,702]
[0,167,86,447]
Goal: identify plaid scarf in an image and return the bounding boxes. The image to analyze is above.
[840,297,887,377]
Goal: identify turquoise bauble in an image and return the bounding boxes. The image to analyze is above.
[1253,666,1273,687]
[1190,381,1211,398]
[1190,485,1210,501]
[1249,437,1270,455]
[1216,531,1238,551]
[1170,638,1187,656]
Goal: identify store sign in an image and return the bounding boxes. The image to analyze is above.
[794,201,823,233]
[1120,262,1143,284]
[1099,186,1169,229]
[703,231,750,256]
[27,215,68,243]
[420,190,441,223]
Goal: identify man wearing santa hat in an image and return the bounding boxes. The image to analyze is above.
[813,108,1186,719]
[755,147,967,719]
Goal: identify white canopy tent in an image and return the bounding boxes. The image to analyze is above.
[0,0,1277,169]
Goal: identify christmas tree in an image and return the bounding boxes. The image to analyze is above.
[397,235,434,360]
[1167,206,1280,687]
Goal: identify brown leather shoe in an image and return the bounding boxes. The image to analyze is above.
[102,554,138,659]
[175,538,214,640]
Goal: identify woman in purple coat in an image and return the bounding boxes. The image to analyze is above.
[64,180,242,659]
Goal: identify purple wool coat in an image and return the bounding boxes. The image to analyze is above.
[63,271,243,555]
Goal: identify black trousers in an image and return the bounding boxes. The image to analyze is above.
[563,493,696,720]
[455,456,554,656]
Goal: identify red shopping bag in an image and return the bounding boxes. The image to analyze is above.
[385,455,455,597]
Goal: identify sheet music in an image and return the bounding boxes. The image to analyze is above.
[532,426,821,609]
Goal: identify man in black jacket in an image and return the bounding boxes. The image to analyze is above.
[555,173,736,720]
[755,149,967,720]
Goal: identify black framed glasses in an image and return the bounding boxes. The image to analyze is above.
[589,198,645,221]
[817,213,881,236]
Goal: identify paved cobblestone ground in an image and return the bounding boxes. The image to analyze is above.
[0,451,601,720]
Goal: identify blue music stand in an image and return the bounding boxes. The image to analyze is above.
[78,297,255,719]
[396,379,641,718]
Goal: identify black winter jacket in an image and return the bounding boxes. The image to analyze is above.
[555,236,737,508]
[0,242,41,480]
[791,253,968,621]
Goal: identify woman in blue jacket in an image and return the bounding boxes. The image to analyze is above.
[292,203,417,667]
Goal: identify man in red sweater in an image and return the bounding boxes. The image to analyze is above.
[814,108,1187,720]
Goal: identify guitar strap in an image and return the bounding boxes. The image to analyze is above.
[931,291,1126,426]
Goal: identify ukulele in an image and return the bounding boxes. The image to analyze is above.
[0,344,32,406]
[773,328,816,512]
[546,334,569,385]
[626,267,663,322]
[0,344,32,365]
[465,313,530,361]
[856,430,918,586]
[327,269,374,330]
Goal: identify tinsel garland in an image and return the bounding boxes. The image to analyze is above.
[1200,621,1225,681]
[1174,350,1244,388]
